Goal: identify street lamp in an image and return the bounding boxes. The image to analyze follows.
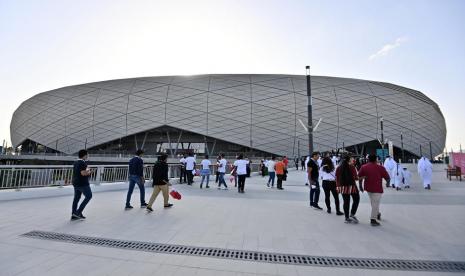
[380,117,385,162]
[306,65,313,156]
[429,141,433,160]
[400,132,404,162]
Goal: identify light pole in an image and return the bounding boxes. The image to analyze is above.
[429,141,433,160]
[420,144,423,157]
[380,117,385,162]
[306,66,313,156]
[400,132,404,162]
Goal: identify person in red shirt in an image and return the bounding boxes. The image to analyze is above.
[358,154,391,226]
[275,157,286,190]
[283,156,289,167]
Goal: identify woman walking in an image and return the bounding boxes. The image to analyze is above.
[336,154,360,224]
[320,157,343,215]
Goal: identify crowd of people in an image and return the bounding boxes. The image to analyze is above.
[70,149,435,228]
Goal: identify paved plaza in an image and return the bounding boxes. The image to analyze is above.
[0,165,464,275]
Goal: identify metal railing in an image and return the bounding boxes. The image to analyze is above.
[0,163,260,190]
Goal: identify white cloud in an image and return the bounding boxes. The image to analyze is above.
[369,37,408,60]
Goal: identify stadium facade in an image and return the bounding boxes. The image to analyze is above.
[10,75,446,160]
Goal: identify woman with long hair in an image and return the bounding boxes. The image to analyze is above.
[320,157,343,215]
[336,154,360,224]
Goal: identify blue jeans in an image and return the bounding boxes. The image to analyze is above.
[267,172,276,186]
[72,185,92,215]
[126,175,146,206]
[200,169,210,186]
[310,180,320,206]
[218,172,227,188]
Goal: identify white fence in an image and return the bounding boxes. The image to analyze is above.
[0,163,260,190]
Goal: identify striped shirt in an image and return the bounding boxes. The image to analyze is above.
[335,165,359,194]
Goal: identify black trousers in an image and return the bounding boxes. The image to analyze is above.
[238,175,246,192]
[215,171,220,183]
[342,192,360,219]
[277,174,284,189]
[186,170,194,185]
[180,167,187,183]
[322,180,340,211]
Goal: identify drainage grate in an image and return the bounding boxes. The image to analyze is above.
[21,230,465,273]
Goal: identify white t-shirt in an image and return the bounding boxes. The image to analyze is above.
[180,158,186,164]
[319,165,336,181]
[185,156,196,170]
[267,160,276,172]
[234,159,249,175]
[201,159,211,170]
[218,159,227,173]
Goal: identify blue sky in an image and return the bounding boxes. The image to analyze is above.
[0,0,464,151]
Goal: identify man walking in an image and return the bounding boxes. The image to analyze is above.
[418,156,433,190]
[185,152,196,185]
[358,154,390,226]
[266,156,276,188]
[217,154,228,189]
[146,154,173,212]
[275,157,286,190]
[179,154,187,184]
[308,152,322,210]
[71,149,93,220]
[125,149,147,209]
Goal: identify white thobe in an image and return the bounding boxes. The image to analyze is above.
[393,163,404,188]
[384,158,396,185]
[403,169,412,186]
[418,157,433,187]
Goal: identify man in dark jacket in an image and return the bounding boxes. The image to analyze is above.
[147,154,173,212]
[125,149,147,209]
[71,149,93,220]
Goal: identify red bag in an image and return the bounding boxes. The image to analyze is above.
[170,190,182,200]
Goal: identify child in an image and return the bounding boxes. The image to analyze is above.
[393,163,404,191]
[402,167,412,188]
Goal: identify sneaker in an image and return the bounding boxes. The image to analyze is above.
[206,186,210,188]
[141,203,148,208]
[77,213,86,219]
[336,211,344,216]
[218,187,221,190]
[71,214,81,221]
[146,206,153,212]
[305,183,309,186]
[164,203,173,208]
[125,205,134,210]
[200,185,203,189]
[312,205,323,210]
[327,209,331,214]
[377,213,381,220]
[350,215,359,224]
[267,184,270,188]
[344,218,353,224]
[371,219,381,226]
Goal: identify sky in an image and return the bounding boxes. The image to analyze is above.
[0,0,464,151]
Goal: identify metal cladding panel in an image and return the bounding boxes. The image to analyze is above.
[10,75,447,156]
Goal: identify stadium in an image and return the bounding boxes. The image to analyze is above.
[10,74,446,160]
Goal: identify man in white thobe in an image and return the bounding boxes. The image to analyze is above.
[418,157,433,190]
[383,156,396,188]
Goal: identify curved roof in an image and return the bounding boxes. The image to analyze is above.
[11,74,446,156]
